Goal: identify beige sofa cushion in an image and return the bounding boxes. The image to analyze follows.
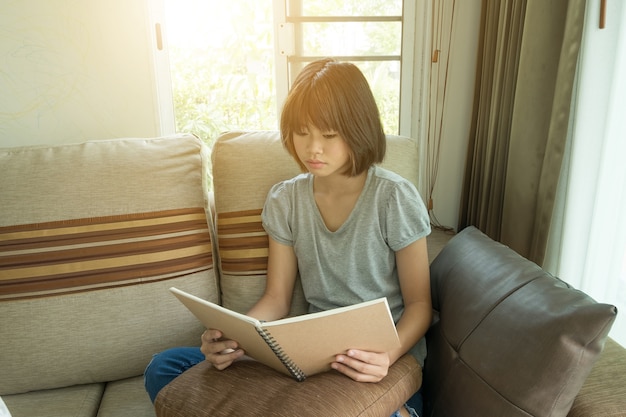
[2,383,104,417]
[211,131,304,315]
[211,130,421,314]
[0,136,219,394]
[97,376,156,417]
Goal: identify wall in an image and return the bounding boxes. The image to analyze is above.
[0,0,162,147]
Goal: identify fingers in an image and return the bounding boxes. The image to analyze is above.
[331,350,389,382]
[200,329,245,370]
[200,329,226,347]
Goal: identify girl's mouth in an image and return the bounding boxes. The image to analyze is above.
[307,160,325,169]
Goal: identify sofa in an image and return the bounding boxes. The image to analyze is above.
[1,131,625,417]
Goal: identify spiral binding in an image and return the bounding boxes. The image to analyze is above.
[256,327,306,381]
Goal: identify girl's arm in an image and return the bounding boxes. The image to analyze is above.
[246,236,298,320]
[332,237,432,382]
[389,236,432,364]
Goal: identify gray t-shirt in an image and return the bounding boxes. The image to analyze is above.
[261,165,431,365]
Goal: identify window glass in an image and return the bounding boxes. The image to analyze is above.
[293,0,402,17]
[297,21,401,56]
[164,0,276,145]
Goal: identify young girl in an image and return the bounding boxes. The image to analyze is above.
[145,58,432,417]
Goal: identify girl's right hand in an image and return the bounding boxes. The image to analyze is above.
[200,329,245,370]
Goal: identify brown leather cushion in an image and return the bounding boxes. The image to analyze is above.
[423,227,617,417]
[155,354,421,417]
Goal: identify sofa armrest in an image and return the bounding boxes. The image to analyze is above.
[568,338,626,417]
[423,226,617,417]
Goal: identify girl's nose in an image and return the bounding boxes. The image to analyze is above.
[307,132,323,155]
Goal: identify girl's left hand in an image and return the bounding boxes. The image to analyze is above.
[331,349,390,382]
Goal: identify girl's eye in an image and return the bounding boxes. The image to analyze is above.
[323,132,338,139]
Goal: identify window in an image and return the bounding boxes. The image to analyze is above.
[159,0,277,143]
[156,0,420,146]
[274,0,414,135]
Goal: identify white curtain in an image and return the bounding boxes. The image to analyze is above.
[546,0,626,347]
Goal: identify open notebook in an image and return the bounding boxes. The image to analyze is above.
[170,287,400,381]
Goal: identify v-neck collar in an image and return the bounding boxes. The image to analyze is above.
[306,166,375,234]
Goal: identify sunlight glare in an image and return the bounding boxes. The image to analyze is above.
[164,0,234,48]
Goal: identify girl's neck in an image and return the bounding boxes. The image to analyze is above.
[313,169,368,196]
[311,169,369,232]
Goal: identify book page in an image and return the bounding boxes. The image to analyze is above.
[262,298,400,377]
[169,288,290,376]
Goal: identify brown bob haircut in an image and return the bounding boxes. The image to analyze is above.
[280,58,386,176]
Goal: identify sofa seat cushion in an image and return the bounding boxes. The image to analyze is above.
[567,338,626,417]
[155,354,421,417]
[423,226,617,417]
[2,383,104,417]
[97,376,155,417]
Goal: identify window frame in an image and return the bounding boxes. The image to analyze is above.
[272,0,419,137]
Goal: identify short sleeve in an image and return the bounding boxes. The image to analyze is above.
[385,181,431,251]
[261,181,294,246]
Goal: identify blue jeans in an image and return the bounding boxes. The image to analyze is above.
[144,347,422,416]
[403,390,423,417]
[144,347,205,402]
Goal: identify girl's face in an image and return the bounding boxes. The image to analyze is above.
[292,124,352,178]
